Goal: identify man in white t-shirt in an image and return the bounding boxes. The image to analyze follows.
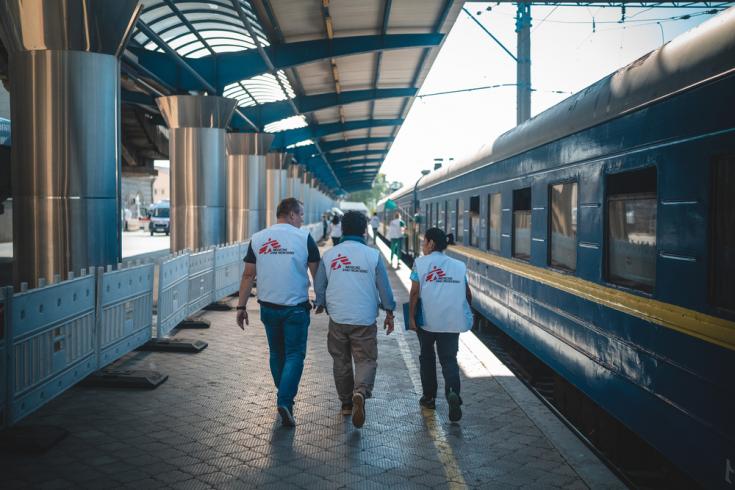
[369,212,380,244]
[386,212,405,268]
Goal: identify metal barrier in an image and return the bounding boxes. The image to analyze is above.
[0,287,8,428]
[97,263,155,367]
[156,253,190,339]
[6,274,98,425]
[187,248,215,316]
[214,244,242,300]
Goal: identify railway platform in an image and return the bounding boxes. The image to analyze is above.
[1,241,622,489]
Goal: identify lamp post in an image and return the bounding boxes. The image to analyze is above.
[412,169,431,255]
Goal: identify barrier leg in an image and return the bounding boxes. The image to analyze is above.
[81,369,167,389]
[138,337,208,353]
[0,425,69,454]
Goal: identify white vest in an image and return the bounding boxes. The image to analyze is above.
[250,223,311,306]
[322,240,380,326]
[415,252,472,333]
[387,219,403,239]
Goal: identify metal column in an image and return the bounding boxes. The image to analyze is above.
[516,3,532,125]
[226,133,272,241]
[156,95,236,252]
[0,0,142,288]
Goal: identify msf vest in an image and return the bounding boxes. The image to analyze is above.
[322,240,380,326]
[250,223,311,306]
[414,252,472,333]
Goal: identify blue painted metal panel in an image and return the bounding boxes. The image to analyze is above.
[0,287,8,428]
[129,34,443,92]
[97,264,155,368]
[187,249,215,316]
[271,118,403,149]
[7,275,97,425]
[214,244,241,300]
[157,253,190,339]
[0,118,10,145]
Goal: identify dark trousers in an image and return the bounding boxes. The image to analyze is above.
[416,328,461,401]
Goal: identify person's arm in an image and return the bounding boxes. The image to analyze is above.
[236,262,256,329]
[465,280,473,305]
[375,260,396,334]
[314,260,328,314]
[307,234,321,284]
[408,280,420,332]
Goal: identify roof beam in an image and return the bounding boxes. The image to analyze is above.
[237,88,416,127]
[329,151,388,163]
[130,33,444,92]
[272,118,403,149]
[367,0,393,152]
[332,158,384,168]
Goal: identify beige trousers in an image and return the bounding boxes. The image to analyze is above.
[327,319,378,403]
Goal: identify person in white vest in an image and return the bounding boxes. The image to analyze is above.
[314,211,396,428]
[409,227,473,422]
[236,197,321,427]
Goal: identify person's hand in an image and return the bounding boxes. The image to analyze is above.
[236,308,249,330]
[315,305,325,314]
[384,314,394,335]
[409,319,418,332]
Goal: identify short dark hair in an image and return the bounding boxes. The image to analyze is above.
[331,215,340,225]
[276,198,303,218]
[424,227,448,251]
[342,211,368,236]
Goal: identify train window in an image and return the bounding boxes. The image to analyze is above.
[606,167,657,293]
[513,188,532,259]
[711,156,735,313]
[488,193,501,252]
[456,199,464,244]
[443,201,449,232]
[469,196,480,247]
[550,182,578,271]
[425,204,430,232]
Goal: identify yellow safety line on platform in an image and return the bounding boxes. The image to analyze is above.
[449,244,735,352]
[371,231,467,488]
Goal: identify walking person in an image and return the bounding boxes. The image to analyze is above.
[329,214,342,246]
[387,212,405,268]
[408,227,473,422]
[236,198,321,427]
[314,211,396,428]
[369,212,380,245]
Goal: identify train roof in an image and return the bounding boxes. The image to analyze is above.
[420,7,735,191]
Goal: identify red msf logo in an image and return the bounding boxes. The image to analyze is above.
[259,238,282,254]
[330,254,351,270]
[425,266,446,282]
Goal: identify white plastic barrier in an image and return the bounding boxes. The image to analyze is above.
[97,263,155,367]
[187,248,215,316]
[214,244,242,300]
[156,253,190,339]
[6,274,98,425]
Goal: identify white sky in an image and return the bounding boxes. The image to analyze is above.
[380,2,725,187]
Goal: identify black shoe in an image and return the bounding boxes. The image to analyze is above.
[277,405,295,427]
[419,396,436,410]
[341,402,353,416]
[352,393,365,428]
[447,391,462,422]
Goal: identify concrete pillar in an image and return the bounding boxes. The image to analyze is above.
[157,95,236,252]
[226,133,272,241]
[287,164,300,201]
[0,0,142,287]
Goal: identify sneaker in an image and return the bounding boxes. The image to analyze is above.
[277,405,295,427]
[341,402,353,416]
[352,393,366,428]
[447,391,462,422]
[419,396,436,410]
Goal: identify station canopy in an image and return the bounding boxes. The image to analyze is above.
[123,0,464,194]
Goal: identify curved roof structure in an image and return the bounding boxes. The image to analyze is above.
[121,0,464,194]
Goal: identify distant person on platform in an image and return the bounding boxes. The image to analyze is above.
[314,211,396,428]
[370,212,380,245]
[408,227,473,422]
[329,214,342,246]
[386,212,405,268]
[236,198,320,427]
[322,213,329,242]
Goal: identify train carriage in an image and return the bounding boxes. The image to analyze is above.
[379,10,735,489]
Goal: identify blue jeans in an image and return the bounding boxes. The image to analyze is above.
[260,304,310,409]
[416,328,461,401]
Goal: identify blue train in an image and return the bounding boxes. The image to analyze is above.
[378,9,734,489]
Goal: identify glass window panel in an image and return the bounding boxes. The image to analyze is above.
[456,199,464,244]
[550,182,578,271]
[488,193,501,252]
[443,201,448,233]
[711,156,735,312]
[513,188,532,259]
[470,196,480,248]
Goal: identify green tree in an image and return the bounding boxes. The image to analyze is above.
[347,173,401,212]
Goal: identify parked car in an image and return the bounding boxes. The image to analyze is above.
[149,201,170,236]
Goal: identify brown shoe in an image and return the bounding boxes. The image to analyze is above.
[341,402,353,416]
[352,393,365,428]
